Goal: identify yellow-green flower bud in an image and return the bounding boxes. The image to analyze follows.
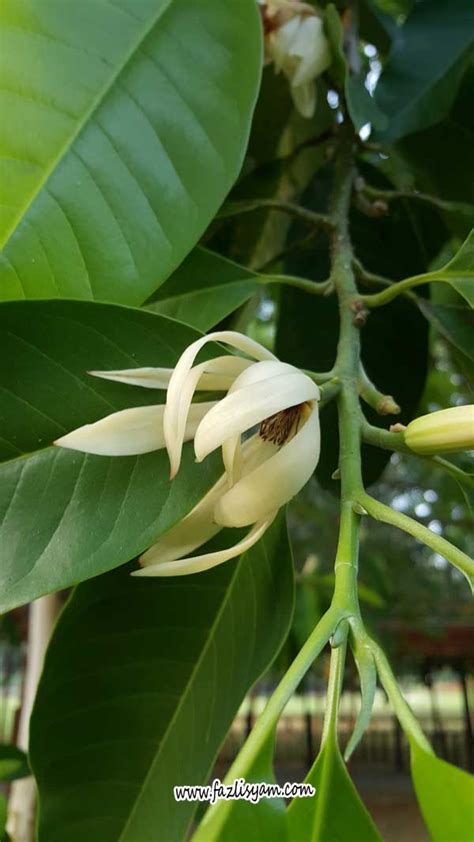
[404,405,474,455]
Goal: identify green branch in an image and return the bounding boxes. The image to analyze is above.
[360,183,474,219]
[223,608,338,782]
[361,420,410,453]
[258,272,332,295]
[360,272,447,308]
[369,638,433,753]
[358,366,400,415]
[357,491,474,592]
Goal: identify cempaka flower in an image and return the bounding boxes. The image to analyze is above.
[55,331,321,576]
[259,0,331,118]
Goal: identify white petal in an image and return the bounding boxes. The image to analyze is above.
[194,370,319,462]
[139,433,275,565]
[140,470,228,567]
[214,403,320,527]
[89,367,174,389]
[133,515,276,577]
[291,82,316,118]
[220,361,299,485]
[290,17,331,85]
[53,401,216,456]
[90,355,251,391]
[164,333,275,476]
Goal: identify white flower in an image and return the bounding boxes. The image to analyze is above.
[262,2,331,118]
[55,331,321,577]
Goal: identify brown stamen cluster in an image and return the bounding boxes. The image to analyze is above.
[260,403,305,446]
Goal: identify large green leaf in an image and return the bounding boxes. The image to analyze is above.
[0,300,222,612]
[145,247,258,331]
[410,741,474,842]
[0,0,261,305]
[30,515,294,842]
[287,740,381,842]
[374,0,474,142]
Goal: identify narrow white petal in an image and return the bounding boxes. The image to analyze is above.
[90,356,252,392]
[133,515,276,577]
[214,404,320,527]
[140,433,275,566]
[226,359,300,391]
[54,401,216,456]
[90,367,174,389]
[194,371,319,462]
[291,82,317,118]
[164,335,274,476]
[140,472,227,567]
[222,435,242,486]
[219,361,298,486]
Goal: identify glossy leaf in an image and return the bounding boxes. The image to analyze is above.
[410,741,474,842]
[193,731,288,842]
[145,247,258,331]
[0,0,261,305]
[418,300,474,384]
[287,740,381,842]
[374,0,474,142]
[0,300,222,612]
[399,67,474,230]
[428,230,474,307]
[0,746,29,782]
[30,515,294,842]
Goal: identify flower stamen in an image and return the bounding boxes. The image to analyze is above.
[259,402,306,445]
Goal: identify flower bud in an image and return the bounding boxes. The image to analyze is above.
[260,1,331,118]
[404,405,474,455]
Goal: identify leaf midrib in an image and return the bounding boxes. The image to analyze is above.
[0,0,174,252]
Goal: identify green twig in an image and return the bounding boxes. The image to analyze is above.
[218,198,334,231]
[357,491,474,590]
[257,272,332,295]
[360,272,447,308]
[361,183,474,219]
[358,365,400,415]
[361,420,410,453]
[369,639,433,753]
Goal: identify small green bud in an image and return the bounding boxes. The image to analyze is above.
[404,405,474,455]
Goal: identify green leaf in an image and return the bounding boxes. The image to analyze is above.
[0,0,261,305]
[30,514,294,842]
[430,230,474,307]
[419,300,474,361]
[410,741,474,842]
[418,300,474,387]
[145,247,258,331]
[0,745,29,782]
[324,5,387,132]
[374,0,474,142]
[287,740,381,842]
[0,300,222,612]
[193,731,288,842]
